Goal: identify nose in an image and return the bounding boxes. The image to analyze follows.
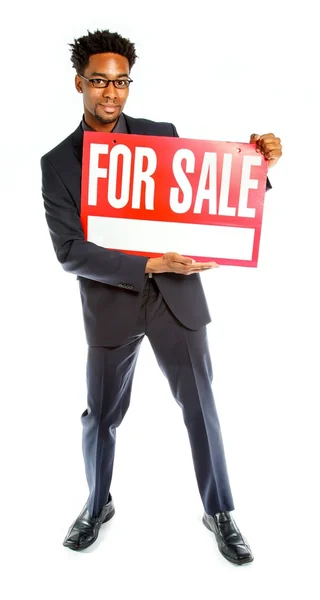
[102,81,118,100]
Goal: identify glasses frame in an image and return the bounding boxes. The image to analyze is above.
[78,74,133,89]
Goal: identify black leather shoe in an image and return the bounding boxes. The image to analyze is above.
[63,495,115,551]
[203,511,254,565]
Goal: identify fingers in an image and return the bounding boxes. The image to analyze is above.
[258,133,280,143]
[180,256,218,267]
[256,145,282,160]
[250,133,282,168]
[162,252,219,274]
[250,133,281,149]
[163,252,193,265]
[256,138,282,153]
[179,257,219,271]
[256,142,280,152]
[202,261,219,267]
[181,261,219,274]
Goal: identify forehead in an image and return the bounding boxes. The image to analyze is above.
[85,53,130,75]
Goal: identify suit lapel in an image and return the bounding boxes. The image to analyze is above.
[123,114,153,135]
[72,123,84,164]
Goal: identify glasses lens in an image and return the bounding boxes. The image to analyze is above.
[90,79,131,88]
[91,79,107,88]
[114,80,130,88]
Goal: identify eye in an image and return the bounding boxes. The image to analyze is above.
[91,78,106,87]
[116,80,129,88]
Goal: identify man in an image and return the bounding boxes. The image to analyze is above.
[41,29,282,564]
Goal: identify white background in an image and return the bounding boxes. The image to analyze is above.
[1,0,320,598]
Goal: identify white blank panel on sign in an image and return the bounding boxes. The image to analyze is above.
[87,216,255,261]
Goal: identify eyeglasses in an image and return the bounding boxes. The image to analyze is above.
[79,75,133,89]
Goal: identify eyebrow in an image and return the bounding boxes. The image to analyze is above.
[89,72,130,78]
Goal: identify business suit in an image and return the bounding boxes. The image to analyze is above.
[41,113,236,518]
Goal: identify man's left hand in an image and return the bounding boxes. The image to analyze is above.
[250,133,282,168]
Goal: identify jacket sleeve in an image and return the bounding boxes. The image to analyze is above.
[41,155,148,291]
[171,123,272,191]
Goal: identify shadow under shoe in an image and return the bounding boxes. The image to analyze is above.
[63,495,115,551]
[203,511,254,565]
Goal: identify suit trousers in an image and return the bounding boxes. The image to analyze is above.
[81,275,235,517]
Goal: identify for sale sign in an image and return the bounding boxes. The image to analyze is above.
[81,132,269,267]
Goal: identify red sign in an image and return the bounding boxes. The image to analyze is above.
[81,132,268,267]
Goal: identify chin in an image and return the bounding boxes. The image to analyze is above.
[92,106,116,122]
[94,114,118,126]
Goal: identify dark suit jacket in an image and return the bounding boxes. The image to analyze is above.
[41,114,269,346]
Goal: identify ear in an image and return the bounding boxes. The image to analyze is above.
[75,74,83,93]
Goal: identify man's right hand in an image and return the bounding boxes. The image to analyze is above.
[145,252,219,275]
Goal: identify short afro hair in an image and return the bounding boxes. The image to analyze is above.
[69,29,138,74]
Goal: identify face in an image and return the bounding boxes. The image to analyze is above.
[75,53,131,131]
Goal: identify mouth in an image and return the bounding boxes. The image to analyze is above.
[99,104,120,114]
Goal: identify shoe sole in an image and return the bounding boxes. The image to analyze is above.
[63,507,115,551]
[202,516,254,566]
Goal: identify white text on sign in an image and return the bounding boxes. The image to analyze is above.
[88,143,262,218]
